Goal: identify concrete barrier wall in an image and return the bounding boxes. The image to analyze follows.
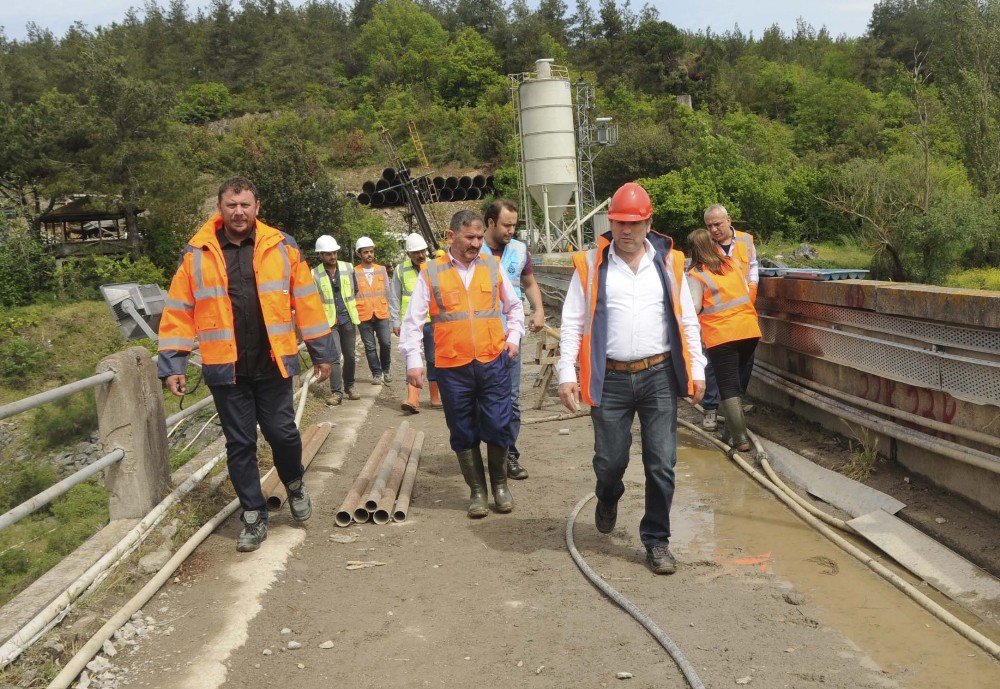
[536,263,1000,513]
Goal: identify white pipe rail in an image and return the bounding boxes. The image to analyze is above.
[164,394,216,428]
[0,449,125,534]
[0,372,115,421]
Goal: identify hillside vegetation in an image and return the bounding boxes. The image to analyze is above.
[1,0,998,300]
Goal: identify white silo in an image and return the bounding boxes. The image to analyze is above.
[512,59,582,252]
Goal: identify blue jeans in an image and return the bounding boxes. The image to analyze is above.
[590,361,678,549]
[436,354,512,452]
[359,316,391,376]
[507,350,522,460]
[210,375,302,516]
[422,322,437,382]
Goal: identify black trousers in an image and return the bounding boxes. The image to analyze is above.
[209,375,303,515]
[705,337,759,402]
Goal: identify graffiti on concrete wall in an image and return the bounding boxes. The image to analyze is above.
[857,373,958,441]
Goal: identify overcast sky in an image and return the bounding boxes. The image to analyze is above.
[1,1,878,42]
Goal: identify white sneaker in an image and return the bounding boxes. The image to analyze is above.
[701,409,718,431]
[370,374,383,385]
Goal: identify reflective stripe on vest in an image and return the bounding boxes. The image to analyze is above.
[313,262,360,325]
[424,255,505,367]
[690,262,761,348]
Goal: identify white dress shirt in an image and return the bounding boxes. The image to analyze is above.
[398,251,525,370]
[557,239,706,385]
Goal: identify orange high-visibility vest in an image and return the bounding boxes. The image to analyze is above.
[721,229,757,302]
[688,261,762,348]
[424,253,506,368]
[355,264,390,321]
[572,231,694,407]
[158,214,333,385]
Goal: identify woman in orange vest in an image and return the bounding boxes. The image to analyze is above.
[686,228,762,453]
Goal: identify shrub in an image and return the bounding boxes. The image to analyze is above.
[55,255,166,301]
[0,336,50,389]
[173,82,234,124]
[0,223,56,306]
[0,461,56,512]
[943,267,1000,291]
[31,393,97,449]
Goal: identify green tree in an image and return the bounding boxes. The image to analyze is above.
[173,82,234,124]
[439,28,505,108]
[353,0,449,94]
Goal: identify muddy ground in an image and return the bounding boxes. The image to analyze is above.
[101,330,1000,689]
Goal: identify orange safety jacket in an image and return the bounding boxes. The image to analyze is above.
[688,261,762,349]
[424,253,506,368]
[572,230,695,407]
[354,264,390,321]
[157,214,335,386]
[721,229,757,302]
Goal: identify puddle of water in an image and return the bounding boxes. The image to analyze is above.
[670,430,1000,688]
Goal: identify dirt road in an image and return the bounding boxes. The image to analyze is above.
[106,338,999,689]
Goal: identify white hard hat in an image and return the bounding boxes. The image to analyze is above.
[315,235,340,253]
[404,232,429,252]
[355,236,375,251]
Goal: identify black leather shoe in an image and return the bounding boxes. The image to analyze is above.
[646,544,677,575]
[506,456,528,480]
[594,500,617,534]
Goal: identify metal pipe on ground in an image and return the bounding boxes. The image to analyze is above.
[262,422,331,511]
[370,192,385,208]
[452,188,467,202]
[357,192,371,206]
[438,188,454,202]
[362,424,414,515]
[0,371,115,422]
[486,175,494,187]
[755,361,1000,451]
[472,174,487,188]
[458,175,473,189]
[375,179,389,192]
[445,176,459,189]
[433,176,445,190]
[382,168,398,182]
[335,430,394,527]
[392,433,423,522]
[384,190,400,205]
[0,449,125,533]
[374,432,423,524]
[362,180,377,195]
[465,187,482,201]
[753,369,1000,474]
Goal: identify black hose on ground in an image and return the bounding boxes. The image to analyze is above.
[566,492,706,689]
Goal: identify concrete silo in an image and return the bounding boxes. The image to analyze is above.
[511,59,582,252]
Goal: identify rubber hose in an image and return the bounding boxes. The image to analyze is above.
[677,418,1000,661]
[566,492,706,689]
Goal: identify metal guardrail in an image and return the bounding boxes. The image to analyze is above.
[0,449,125,533]
[164,393,215,428]
[0,371,116,422]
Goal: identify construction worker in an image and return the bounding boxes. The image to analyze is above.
[557,182,706,575]
[158,177,335,552]
[481,199,544,480]
[399,210,525,518]
[312,234,362,405]
[686,228,762,453]
[354,236,393,384]
[390,232,442,413]
[700,204,759,432]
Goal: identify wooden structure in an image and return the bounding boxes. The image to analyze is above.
[532,325,561,409]
[39,196,134,258]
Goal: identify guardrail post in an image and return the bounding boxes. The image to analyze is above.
[95,347,170,520]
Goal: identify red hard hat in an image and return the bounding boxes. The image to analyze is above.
[607,182,653,221]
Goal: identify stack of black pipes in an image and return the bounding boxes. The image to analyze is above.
[352,169,496,208]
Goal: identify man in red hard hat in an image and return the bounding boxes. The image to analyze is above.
[557,182,706,575]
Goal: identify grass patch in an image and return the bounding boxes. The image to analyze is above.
[31,393,98,449]
[759,235,872,270]
[943,267,1000,291]
[841,424,880,481]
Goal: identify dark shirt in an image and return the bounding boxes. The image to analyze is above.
[327,265,358,327]
[219,228,278,378]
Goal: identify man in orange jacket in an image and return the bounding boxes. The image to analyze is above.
[158,177,334,552]
[354,236,393,385]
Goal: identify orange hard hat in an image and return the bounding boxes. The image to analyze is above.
[607,182,653,221]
